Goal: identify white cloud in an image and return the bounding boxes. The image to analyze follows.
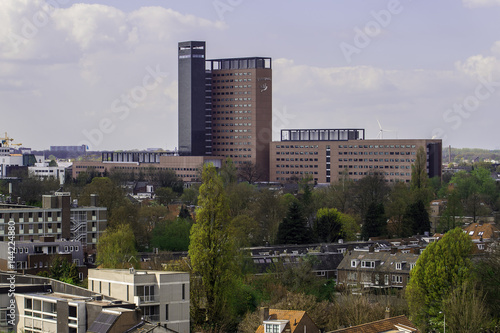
[0,2,224,150]
[463,0,500,7]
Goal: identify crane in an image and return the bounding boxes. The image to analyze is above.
[0,132,22,148]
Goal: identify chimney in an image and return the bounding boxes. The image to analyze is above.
[391,247,397,254]
[385,307,391,319]
[260,307,269,322]
[368,246,374,253]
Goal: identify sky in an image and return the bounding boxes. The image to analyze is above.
[1,0,500,151]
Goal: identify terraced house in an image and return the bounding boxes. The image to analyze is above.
[337,248,419,289]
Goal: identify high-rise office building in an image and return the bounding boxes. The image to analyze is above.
[178,41,272,180]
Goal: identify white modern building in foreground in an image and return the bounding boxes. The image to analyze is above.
[88,269,190,333]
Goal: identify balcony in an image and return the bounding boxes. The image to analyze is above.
[143,314,160,322]
[134,295,159,305]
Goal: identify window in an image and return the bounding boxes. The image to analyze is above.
[469,231,474,236]
[361,261,375,268]
[182,284,185,300]
[391,275,403,283]
[351,260,358,268]
[165,304,169,321]
[396,262,402,270]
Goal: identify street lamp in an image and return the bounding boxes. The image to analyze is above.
[439,311,446,333]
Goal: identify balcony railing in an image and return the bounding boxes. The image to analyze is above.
[138,295,159,303]
[143,314,160,322]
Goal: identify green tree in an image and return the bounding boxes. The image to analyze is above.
[48,255,80,285]
[96,224,138,268]
[361,202,386,240]
[314,208,345,243]
[180,186,198,206]
[411,147,431,200]
[403,200,431,236]
[154,187,177,207]
[188,164,236,331]
[276,201,312,245]
[406,227,474,331]
[79,177,127,218]
[441,281,489,333]
[152,218,192,251]
[385,182,412,237]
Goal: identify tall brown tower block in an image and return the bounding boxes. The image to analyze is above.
[178,42,272,180]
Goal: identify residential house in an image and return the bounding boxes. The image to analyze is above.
[337,248,419,289]
[328,315,419,333]
[0,236,87,279]
[256,308,319,333]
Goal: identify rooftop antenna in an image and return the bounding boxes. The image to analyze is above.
[376,119,398,139]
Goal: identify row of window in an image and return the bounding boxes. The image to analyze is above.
[275,171,318,175]
[212,123,252,127]
[212,98,252,102]
[276,145,320,149]
[339,158,415,163]
[276,151,319,155]
[213,129,252,133]
[339,144,416,149]
[211,84,252,89]
[214,148,252,152]
[339,151,416,156]
[276,165,318,168]
[276,177,319,181]
[212,91,251,95]
[339,165,412,170]
[212,135,252,139]
[214,116,252,120]
[212,103,253,108]
[213,110,252,114]
[276,158,319,162]
[213,72,252,77]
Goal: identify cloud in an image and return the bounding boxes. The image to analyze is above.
[463,0,500,7]
[0,2,224,150]
[272,44,500,147]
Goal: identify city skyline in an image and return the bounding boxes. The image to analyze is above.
[1,0,500,151]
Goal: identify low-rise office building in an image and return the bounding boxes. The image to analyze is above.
[0,272,141,333]
[270,129,442,184]
[0,193,107,255]
[88,268,190,333]
[72,154,223,183]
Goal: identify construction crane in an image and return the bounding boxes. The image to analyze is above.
[0,132,22,148]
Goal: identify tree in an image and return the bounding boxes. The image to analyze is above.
[276,201,313,245]
[313,208,345,243]
[46,255,80,285]
[154,187,177,207]
[411,147,431,201]
[79,177,127,218]
[352,173,389,220]
[385,182,412,237]
[96,224,138,269]
[151,218,192,251]
[361,202,386,240]
[450,167,497,222]
[403,200,431,236]
[238,161,263,183]
[220,158,238,187]
[406,227,474,331]
[441,281,489,333]
[188,164,236,331]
